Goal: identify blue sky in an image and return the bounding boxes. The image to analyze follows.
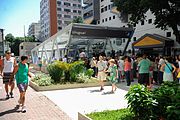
[0,0,41,37]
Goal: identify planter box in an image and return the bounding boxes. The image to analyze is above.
[29,80,111,92]
[78,112,92,120]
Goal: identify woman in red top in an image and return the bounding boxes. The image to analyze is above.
[124,56,131,86]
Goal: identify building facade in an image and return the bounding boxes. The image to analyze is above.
[83,0,179,55]
[19,42,41,57]
[40,0,82,41]
[28,22,41,41]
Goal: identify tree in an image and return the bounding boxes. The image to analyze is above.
[5,33,15,45]
[113,0,180,44]
[72,16,83,23]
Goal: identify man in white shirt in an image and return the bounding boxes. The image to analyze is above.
[97,56,107,91]
[1,50,17,99]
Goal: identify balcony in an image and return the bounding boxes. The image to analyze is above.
[83,0,92,4]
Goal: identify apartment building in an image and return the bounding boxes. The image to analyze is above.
[28,22,41,41]
[40,0,82,41]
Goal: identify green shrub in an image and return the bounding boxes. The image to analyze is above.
[153,81,180,120]
[125,84,158,120]
[47,61,63,83]
[86,108,134,120]
[32,73,53,86]
[85,68,94,78]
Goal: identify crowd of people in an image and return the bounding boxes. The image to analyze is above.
[88,53,180,92]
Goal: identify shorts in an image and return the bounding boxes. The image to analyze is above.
[98,71,106,81]
[17,83,28,92]
[3,72,13,84]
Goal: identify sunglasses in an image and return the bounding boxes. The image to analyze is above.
[6,53,11,54]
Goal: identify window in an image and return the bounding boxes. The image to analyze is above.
[141,20,144,25]
[64,15,71,18]
[64,2,71,6]
[58,20,62,24]
[57,8,61,11]
[109,17,111,21]
[97,20,100,24]
[105,18,107,22]
[104,6,107,11]
[57,14,62,18]
[113,15,115,19]
[166,32,171,37]
[36,44,39,46]
[133,24,136,27]
[116,39,122,46]
[64,9,71,12]
[73,4,77,7]
[78,4,81,8]
[21,46,23,49]
[64,21,71,25]
[73,10,77,13]
[57,1,61,6]
[101,0,104,2]
[102,19,104,23]
[133,37,136,41]
[101,8,104,13]
[73,16,77,19]
[108,5,111,10]
[148,19,152,24]
[58,27,62,30]
[123,39,125,43]
[78,10,81,14]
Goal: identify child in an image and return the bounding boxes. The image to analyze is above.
[11,56,32,112]
[107,59,118,93]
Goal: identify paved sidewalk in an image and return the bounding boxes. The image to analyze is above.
[0,77,71,120]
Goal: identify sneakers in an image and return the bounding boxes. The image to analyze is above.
[10,92,14,98]
[21,106,26,113]
[5,94,9,99]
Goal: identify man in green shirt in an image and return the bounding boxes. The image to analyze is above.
[11,56,32,113]
[137,54,151,86]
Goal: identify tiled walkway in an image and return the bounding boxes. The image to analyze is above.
[0,77,71,120]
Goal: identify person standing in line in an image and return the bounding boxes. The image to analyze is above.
[97,56,107,91]
[0,50,17,99]
[158,56,165,84]
[106,59,118,93]
[161,57,176,82]
[124,56,131,86]
[90,57,97,77]
[118,56,125,82]
[11,56,32,112]
[137,54,151,86]
[153,58,159,84]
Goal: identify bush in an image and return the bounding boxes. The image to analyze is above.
[47,61,63,83]
[86,108,134,120]
[85,68,94,78]
[125,82,180,120]
[76,73,90,83]
[125,84,157,120]
[152,81,180,120]
[32,73,53,86]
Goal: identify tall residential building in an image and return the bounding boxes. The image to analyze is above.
[40,0,82,41]
[28,22,41,41]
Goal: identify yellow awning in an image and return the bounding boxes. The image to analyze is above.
[134,36,163,47]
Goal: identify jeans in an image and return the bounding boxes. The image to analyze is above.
[125,71,131,86]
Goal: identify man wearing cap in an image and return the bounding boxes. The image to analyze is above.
[0,50,17,99]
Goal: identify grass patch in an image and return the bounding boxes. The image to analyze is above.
[86,108,134,120]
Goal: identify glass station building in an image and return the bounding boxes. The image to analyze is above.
[31,23,134,63]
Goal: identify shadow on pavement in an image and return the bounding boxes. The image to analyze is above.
[89,89,101,93]
[0,98,8,101]
[0,105,21,117]
[101,91,114,95]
